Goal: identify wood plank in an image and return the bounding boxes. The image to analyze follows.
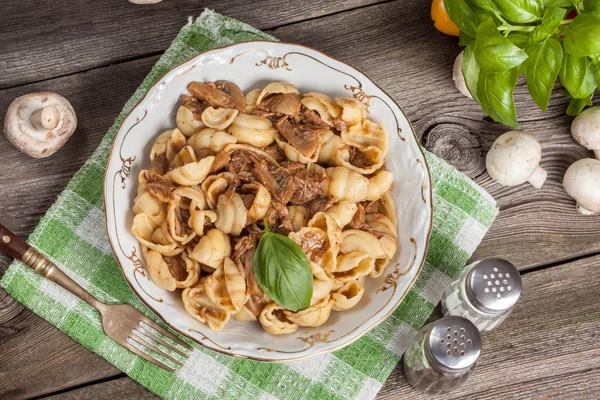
[0,0,598,398]
[377,254,600,399]
[0,0,388,89]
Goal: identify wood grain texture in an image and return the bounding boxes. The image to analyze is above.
[0,0,388,89]
[378,254,600,399]
[0,0,598,398]
[43,377,157,400]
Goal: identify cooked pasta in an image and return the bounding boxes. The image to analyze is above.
[131,80,398,334]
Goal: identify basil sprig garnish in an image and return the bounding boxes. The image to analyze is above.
[444,0,600,126]
[254,222,313,312]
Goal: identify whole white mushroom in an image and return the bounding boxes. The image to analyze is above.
[571,106,600,159]
[486,131,547,189]
[563,158,600,215]
[4,92,77,158]
[453,51,473,99]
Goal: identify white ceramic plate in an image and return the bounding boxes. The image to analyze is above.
[104,41,432,362]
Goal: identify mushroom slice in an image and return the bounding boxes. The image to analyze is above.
[256,82,300,105]
[201,107,239,130]
[275,117,324,159]
[283,295,334,327]
[188,81,245,112]
[4,92,77,158]
[259,302,298,335]
[259,93,302,117]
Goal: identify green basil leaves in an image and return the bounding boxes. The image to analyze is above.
[564,15,600,56]
[526,38,563,110]
[444,0,600,122]
[474,19,529,71]
[254,223,313,312]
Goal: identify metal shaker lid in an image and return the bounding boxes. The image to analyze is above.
[426,316,482,372]
[466,258,522,314]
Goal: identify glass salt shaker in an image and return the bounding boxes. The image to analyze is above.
[441,258,522,332]
[403,316,482,395]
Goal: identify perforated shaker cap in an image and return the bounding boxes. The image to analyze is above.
[425,316,482,372]
[466,258,522,314]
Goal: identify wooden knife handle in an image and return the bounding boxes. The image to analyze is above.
[0,223,31,261]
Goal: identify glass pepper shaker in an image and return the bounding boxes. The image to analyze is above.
[403,316,482,395]
[441,258,522,332]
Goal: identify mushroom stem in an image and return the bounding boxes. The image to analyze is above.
[576,204,595,215]
[527,166,547,189]
[30,105,60,130]
[594,149,600,160]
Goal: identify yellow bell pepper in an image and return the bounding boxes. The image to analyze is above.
[431,0,460,36]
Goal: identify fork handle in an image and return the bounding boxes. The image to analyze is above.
[0,223,106,312]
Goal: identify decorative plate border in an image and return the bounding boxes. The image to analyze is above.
[104,41,433,362]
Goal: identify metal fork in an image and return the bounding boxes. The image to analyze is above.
[0,223,191,372]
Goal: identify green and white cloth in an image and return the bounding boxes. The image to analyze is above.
[1,10,498,400]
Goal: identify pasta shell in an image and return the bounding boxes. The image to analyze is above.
[189,228,232,269]
[326,166,369,203]
[331,280,364,311]
[201,107,239,130]
[240,182,271,222]
[256,82,300,104]
[131,213,178,254]
[301,92,342,126]
[165,156,215,186]
[201,172,237,209]
[142,248,177,291]
[259,302,299,335]
[176,105,205,137]
[188,128,237,154]
[311,279,333,305]
[244,88,260,113]
[214,189,248,236]
[289,227,336,272]
[318,133,349,166]
[188,208,217,237]
[326,201,357,229]
[133,191,167,228]
[205,258,248,313]
[288,205,309,232]
[182,282,230,331]
[308,212,342,258]
[227,113,276,147]
[334,251,375,282]
[283,295,334,327]
[170,145,197,169]
[335,97,366,126]
[340,230,387,258]
[367,170,394,202]
[166,129,188,163]
[275,134,321,164]
[339,120,388,174]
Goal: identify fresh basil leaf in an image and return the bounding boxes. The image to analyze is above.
[567,94,593,115]
[459,32,476,46]
[591,55,600,85]
[528,7,568,46]
[468,0,495,10]
[525,38,564,111]
[492,0,542,23]
[560,53,598,97]
[254,223,313,312]
[463,45,482,103]
[474,19,529,71]
[543,0,574,6]
[444,0,480,37]
[508,33,530,48]
[478,67,520,127]
[583,0,600,17]
[564,14,600,56]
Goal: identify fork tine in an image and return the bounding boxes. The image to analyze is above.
[139,317,193,350]
[130,334,184,367]
[123,342,175,373]
[138,323,189,358]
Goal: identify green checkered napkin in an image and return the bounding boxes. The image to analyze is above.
[1,10,498,400]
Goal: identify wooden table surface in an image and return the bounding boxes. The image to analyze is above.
[1,1,599,399]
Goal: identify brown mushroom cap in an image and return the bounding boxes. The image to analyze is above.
[3,92,77,158]
[187,81,245,112]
